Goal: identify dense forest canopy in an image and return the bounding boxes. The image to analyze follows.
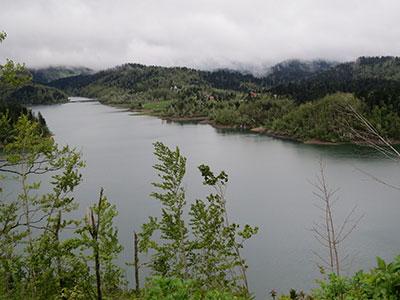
[48,56,400,106]
[48,59,340,96]
[270,56,400,107]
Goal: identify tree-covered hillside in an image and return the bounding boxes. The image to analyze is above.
[261,59,337,87]
[0,31,51,141]
[0,66,92,106]
[49,60,337,101]
[269,56,400,110]
[48,60,336,107]
[1,83,68,105]
[30,66,93,84]
[49,63,263,104]
[0,64,70,106]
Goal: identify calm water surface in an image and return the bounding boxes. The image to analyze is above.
[30,97,400,299]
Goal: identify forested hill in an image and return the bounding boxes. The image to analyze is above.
[49,63,262,93]
[1,70,69,105]
[49,60,338,91]
[1,83,69,105]
[269,56,400,110]
[261,59,337,87]
[0,66,83,105]
[30,66,93,84]
[47,60,335,103]
[48,64,261,105]
[0,58,343,107]
[45,57,400,112]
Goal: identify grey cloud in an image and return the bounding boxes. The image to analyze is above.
[1,0,400,70]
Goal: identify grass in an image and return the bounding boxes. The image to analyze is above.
[142,100,172,113]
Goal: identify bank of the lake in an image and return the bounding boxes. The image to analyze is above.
[97,97,398,146]
[127,111,382,146]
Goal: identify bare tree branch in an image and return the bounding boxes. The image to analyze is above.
[311,160,363,275]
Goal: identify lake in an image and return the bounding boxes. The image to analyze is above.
[30,97,400,299]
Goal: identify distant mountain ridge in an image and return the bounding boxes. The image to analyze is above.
[0,83,69,105]
[48,63,263,97]
[47,59,337,95]
[269,56,400,111]
[0,66,95,106]
[42,56,400,112]
[30,66,94,84]
[261,59,338,87]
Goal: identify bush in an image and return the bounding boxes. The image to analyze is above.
[279,255,400,299]
[211,106,242,126]
[142,277,250,300]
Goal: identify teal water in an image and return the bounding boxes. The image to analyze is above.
[26,97,400,299]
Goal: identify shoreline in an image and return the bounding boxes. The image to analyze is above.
[85,99,399,146]
[145,113,346,145]
[155,113,400,146]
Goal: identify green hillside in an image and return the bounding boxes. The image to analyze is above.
[1,83,68,105]
[269,56,400,111]
[30,66,93,84]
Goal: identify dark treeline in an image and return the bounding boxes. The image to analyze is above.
[0,101,48,144]
[0,32,54,141]
[0,71,58,140]
[270,57,400,109]
[261,59,337,87]
[1,83,69,105]
[49,59,339,95]
[0,65,69,106]
[50,63,261,93]
[30,66,93,84]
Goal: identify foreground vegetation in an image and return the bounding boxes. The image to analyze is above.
[0,113,256,299]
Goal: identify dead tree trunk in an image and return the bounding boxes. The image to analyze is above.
[133,231,140,293]
[311,161,363,275]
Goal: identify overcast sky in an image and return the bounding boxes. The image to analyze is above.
[1,0,400,71]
